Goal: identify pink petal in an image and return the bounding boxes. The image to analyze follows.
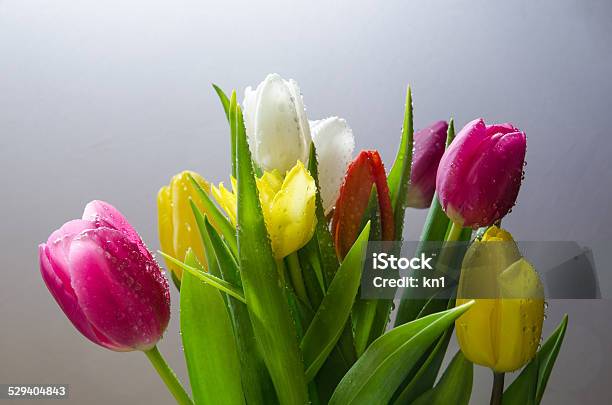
[40,244,123,350]
[68,227,170,351]
[436,118,487,218]
[82,200,152,260]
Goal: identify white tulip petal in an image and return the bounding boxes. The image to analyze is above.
[242,73,311,174]
[287,79,312,163]
[310,117,355,213]
[242,85,258,156]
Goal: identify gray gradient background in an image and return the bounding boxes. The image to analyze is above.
[1,0,611,403]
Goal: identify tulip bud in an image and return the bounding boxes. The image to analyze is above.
[243,73,312,174]
[455,226,544,372]
[406,121,448,208]
[332,150,394,259]
[157,171,213,282]
[436,118,526,228]
[39,201,170,352]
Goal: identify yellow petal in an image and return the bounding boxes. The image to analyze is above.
[482,225,514,242]
[265,161,317,259]
[495,259,545,372]
[212,182,237,225]
[256,169,283,220]
[157,185,178,276]
[171,171,210,274]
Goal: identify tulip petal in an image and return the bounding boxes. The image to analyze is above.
[407,121,448,208]
[256,170,283,220]
[45,219,97,282]
[460,131,526,227]
[170,171,210,275]
[68,227,170,351]
[157,185,177,273]
[246,74,312,173]
[332,150,394,259]
[265,161,317,259]
[495,259,544,371]
[212,181,237,225]
[83,200,152,260]
[436,119,487,224]
[310,117,355,213]
[485,123,517,137]
[40,243,122,350]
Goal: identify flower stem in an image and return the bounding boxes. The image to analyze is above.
[435,221,465,272]
[445,220,464,242]
[287,252,310,306]
[144,346,193,405]
[490,371,504,405]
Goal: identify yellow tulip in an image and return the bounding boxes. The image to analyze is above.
[212,161,317,260]
[455,226,544,372]
[157,171,215,281]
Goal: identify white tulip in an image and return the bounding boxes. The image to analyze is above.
[242,74,312,174]
[310,117,355,213]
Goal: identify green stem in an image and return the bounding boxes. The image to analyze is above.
[276,259,287,285]
[445,221,464,242]
[144,346,193,405]
[490,371,504,405]
[435,221,465,273]
[287,252,310,306]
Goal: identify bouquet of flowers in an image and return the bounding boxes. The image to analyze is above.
[39,74,568,404]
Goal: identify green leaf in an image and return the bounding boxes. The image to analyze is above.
[180,250,245,405]
[299,248,325,309]
[392,324,453,404]
[352,299,378,358]
[411,351,473,405]
[301,222,371,381]
[353,186,382,357]
[329,301,474,405]
[188,200,223,279]
[503,359,538,405]
[212,83,231,121]
[187,173,238,256]
[503,314,569,405]
[392,294,456,404]
[158,251,245,303]
[199,214,276,405]
[213,84,236,178]
[387,86,414,239]
[199,213,240,285]
[307,142,339,288]
[233,93,309,404]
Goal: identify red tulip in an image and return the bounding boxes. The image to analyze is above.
[406,120,448,208]
[436,118,526,228]
[39,201,170,351]
[332,150,394,259]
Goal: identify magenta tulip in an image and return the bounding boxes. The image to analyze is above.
[406,120,448,208]
[436,118,526,228]
[39,200,171,352]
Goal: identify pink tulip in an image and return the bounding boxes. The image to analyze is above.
[406,120,448,208]
[39,200,170,352]
[436,118,526,228]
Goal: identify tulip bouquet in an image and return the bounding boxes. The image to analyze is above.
[40,74,568,405]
